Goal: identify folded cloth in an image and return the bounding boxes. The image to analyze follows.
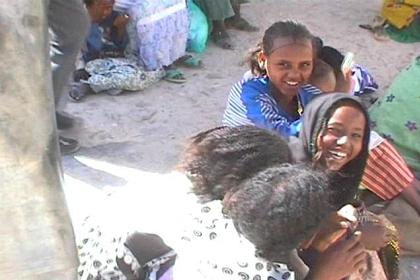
[85,57,164,93]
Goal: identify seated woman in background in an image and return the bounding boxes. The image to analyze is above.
[193,0,258,50]
[120,0,193,83]
[69,0,164,101]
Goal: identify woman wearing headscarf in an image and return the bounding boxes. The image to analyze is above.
[289,93,398,280]
[289,93,371,207]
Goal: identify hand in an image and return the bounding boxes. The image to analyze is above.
[358,221,392,251]
[73,69,90,82]
[307,232,366,280]
[304,208,356,252]
[113,14,130,29]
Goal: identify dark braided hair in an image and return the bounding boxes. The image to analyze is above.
[248,20,314,76]
[224,164,333,262]
[177,126,292,202]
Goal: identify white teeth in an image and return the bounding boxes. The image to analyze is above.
[331,151,346,158]
[285,81,298,86]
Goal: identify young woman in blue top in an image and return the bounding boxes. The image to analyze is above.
[223,20,315,137]
[223,21,378,138]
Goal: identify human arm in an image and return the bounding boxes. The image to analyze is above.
[357,218,393,251]
[241,79,299,137]
[288,249,309,280]
[112,13,130,43]
[304,232,366,280]
[83,24,103,62]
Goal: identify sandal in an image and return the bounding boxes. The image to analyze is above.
[68,84,86,102]
[175,55,203,69]
[163,69,186,84]
[211,31,234,50]
[225,17,259,32]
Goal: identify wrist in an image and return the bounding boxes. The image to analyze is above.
[305,266,335,280]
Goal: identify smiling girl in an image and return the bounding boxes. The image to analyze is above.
[222,20,314,137]
[292,93,401,280]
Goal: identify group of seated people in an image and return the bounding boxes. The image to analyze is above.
[67,0,257,102]
[70,3,420,279]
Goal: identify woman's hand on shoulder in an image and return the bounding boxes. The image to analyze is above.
[306,231,366,280]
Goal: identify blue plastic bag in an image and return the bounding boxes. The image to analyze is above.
[187,0,208,53]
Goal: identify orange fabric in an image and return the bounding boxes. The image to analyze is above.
[361,140,415,200]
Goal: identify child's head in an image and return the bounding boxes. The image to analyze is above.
[249,21,315,98]
[178,126,291,202]
[319,46,353,93]
[84,0,114,23]
[224,164,332,262]
[309,59,336,93]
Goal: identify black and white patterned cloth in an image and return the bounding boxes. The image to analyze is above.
[76,172,294,280]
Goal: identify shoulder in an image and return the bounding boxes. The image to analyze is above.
[241,76,270,98]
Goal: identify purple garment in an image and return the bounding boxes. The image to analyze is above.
[127,0,189,70]
[159,266,173,280]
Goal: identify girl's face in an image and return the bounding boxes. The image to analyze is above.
[317,105,366,171]
[260,38,313,99]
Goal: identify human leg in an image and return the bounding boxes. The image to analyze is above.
[193,0,235,21]
[48,0,89,124]
[48,0,89,154]
[225,0,258,32]
[193,0,235,49]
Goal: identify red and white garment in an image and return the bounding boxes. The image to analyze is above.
[361,131,415,200]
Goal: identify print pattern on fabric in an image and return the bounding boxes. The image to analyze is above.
[85,58,164,93]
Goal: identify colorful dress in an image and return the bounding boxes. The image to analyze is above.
[369,56,420,177]
[76,172,293,280]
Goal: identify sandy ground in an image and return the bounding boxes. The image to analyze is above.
[61,0,420,278]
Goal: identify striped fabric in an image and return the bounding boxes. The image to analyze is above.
[222,72,300,137]
[222,72,254,127]
[352,64,379,96]
[362,139,415,200]
[298,84,323,106]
